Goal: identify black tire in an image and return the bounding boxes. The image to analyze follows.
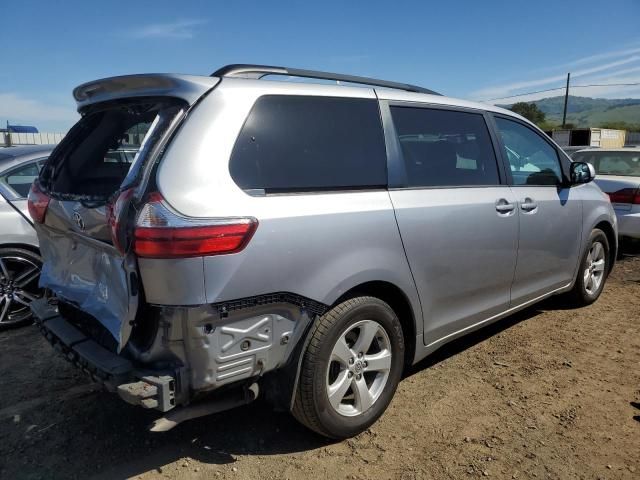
[292,296,404,439]
[566,229,610,306]
[0,247,43,330]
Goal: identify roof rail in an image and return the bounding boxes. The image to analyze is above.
[211,64,441,96]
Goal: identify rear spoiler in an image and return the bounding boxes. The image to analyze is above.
[72,74,219,111]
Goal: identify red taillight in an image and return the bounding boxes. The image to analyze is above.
[134,223,256,258]
[27,182,50,224]
[607,187,640,205]
[106,187,135,254]
[133,193,257,259]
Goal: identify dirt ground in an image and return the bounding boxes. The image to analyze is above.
[0,255,638,480]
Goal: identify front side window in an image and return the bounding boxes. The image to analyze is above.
[390,106,500,187]
[230,95,387,193]
[495,117,563,186]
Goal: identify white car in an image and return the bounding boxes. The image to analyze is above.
[0,145,53,328]
[572,148,640,240]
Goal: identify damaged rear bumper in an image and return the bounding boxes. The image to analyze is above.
[31,298,178,412]
[31,293,326,415]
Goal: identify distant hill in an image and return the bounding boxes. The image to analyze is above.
[499,95,640,128]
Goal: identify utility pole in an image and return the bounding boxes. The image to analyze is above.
[562,72,570,128]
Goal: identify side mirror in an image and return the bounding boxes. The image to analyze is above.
[570,161,595,185]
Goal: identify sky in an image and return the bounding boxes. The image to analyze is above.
[1,0,640,132]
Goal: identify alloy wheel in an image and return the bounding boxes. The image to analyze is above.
[0,255,42,325]
[326,319,392,417]
[583,241,606,296]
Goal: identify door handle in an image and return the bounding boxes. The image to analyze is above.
[495,199,515,213]
[520,198,538,212]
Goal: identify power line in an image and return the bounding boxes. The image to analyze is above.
[485,81,640,102]
[486,87,565,101]
[573,82,640,88]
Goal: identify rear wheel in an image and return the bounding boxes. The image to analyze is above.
[567,229,610,306]
[292,296,404,439]
[0,248,43,330]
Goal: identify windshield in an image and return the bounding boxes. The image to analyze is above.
[573,151,640,177]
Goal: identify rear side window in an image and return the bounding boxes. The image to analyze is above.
[390,106,500,187]
[230,95,387,193]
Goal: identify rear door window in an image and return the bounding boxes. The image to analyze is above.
[230,95,387,193]
[389,106,500,187]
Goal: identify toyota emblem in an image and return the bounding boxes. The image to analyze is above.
[73,211,85,231]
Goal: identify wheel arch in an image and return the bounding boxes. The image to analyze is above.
[332,280,417,369]
[594,220,617,272]
[0,243,41,256]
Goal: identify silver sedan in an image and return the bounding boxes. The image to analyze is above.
[572,148,640,240]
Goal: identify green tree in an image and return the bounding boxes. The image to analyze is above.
[509,102,546,125]
[600,121,640,132]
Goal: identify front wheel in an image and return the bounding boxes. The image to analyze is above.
[292,296,404,439]
[566,228,610,306]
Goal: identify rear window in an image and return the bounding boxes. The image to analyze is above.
[42,99,185,199]
[573,151,640,177]
[230,95,387,193]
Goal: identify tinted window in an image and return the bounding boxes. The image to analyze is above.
[2,161,40,197]
[495,117,563,186]
[390,107,500,187]
[230,95,387,192]
[573,151,640,177]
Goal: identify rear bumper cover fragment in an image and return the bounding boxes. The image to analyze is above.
[32,298,133,390]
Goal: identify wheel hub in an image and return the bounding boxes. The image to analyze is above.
[352,359,365,374]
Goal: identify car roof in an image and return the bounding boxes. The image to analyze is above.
[207,64,525,119]
[214,76,533,127]
[0,144,55,172]
[73,72,533,129]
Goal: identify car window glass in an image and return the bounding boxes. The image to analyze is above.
[122,150,137,163]
[104,151,122,163]
[599,156,632,174]
[390,106,500,187]
[43,100,184,198]
[586,152,640,176]
[230,95,387,192]
[2,162,39,197]
[495,117,562,186]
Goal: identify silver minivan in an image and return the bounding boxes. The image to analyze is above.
[30,65,617,438]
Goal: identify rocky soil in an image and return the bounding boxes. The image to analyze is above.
[1,256,638,480]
